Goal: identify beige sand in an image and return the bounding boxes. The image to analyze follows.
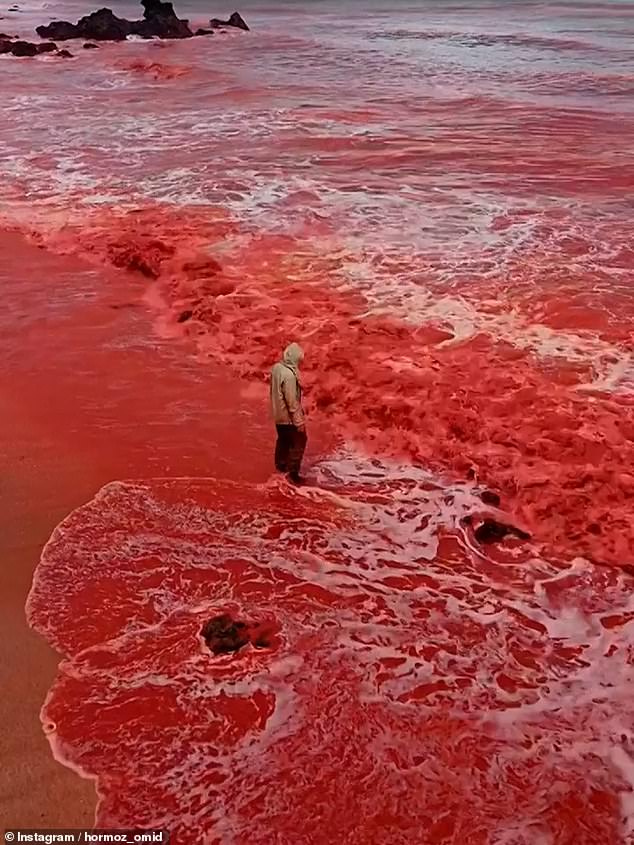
[0,394,96,827]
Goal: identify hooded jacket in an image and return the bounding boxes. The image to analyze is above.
[270,343,305,427]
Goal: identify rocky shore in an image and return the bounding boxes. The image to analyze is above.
[0,2,248,58]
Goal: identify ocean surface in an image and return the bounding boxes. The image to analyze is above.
[2,0,634,841]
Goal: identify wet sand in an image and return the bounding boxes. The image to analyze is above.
[0,231,321,826]
[1,393,98,827]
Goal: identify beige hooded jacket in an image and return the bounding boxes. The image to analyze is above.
[270,343,305,427]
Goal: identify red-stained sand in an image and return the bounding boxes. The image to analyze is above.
[0,230,327,828]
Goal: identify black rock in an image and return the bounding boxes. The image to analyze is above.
[10,39,38,56]
[194,27,213,36]
[480,490,501,507]
[8,5,20,11]
[36,19,80,40]
[202,614,250,655]
[131,0,192,38]
[78,8,132,40]
[474,520,508,543]
[0,39,11,53]
[475,518,530,544]
[209,11,249,31]
[57,48,74,57]
[36,0,193,42]
[0,32,14,38]
[37,41,58,53]
[177,310,193,323]
[228,11,248,30]
[83,41,100,48]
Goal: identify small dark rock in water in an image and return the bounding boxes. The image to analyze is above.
[8,5,20,11]
[475,518,530,544]
[209,11,249,31]
[0,32,14,38]
[2,37,57,56]
[177,309,193,323]
[83,41,99,48]
[480,490,501,507]
[202,614,250,655]
[57,48,74,57]
[194,27,213,36]
[9,39,38,56]
[475,520,509,543]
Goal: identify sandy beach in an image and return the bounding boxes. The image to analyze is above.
[0,387,97,827]
[0,231,305,828]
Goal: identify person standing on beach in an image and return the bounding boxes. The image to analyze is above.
[270,342,307,484]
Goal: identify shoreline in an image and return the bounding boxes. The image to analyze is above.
[0,229,328,827]
[0,388,99,827]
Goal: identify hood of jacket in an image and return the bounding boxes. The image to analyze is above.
[282,342,304,378]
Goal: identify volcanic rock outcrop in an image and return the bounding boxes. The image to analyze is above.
[133,0,192,39]
[37,9,137,42]
[36,2,249,42]
[208,12,249,31]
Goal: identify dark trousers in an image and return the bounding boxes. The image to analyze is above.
[275,425,307,475]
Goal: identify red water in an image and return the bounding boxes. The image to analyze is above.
[2,0,634,841]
